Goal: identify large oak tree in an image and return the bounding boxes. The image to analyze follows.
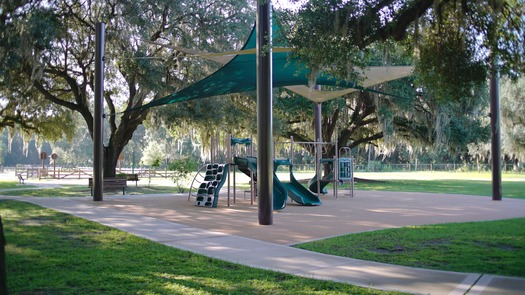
[273,0,523,160]
[0,0,252,176]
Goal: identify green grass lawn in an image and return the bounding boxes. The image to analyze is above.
[2,171,524,199]
[0,181,178,197]
[0,200,403,295]
[0,181,34,190]
[293,171,525,198]
[348,179,525,199]
[295,218,525,278]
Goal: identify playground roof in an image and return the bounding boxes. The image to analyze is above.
[138,22,413,110]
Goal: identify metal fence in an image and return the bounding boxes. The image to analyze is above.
[4,161,523,180]
[354,163,523,173]
[272,162,523,173]
[5,166,178,180]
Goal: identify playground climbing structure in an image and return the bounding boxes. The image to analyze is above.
[188,163,228,208]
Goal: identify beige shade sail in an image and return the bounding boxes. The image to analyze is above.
[284,66,414,103]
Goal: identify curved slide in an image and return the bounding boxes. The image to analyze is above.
[308,172,332,194]
[234,157,287,211]
[308,159,335,194]
[274,159,322,206]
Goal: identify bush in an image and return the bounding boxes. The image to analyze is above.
[168,158,198,193]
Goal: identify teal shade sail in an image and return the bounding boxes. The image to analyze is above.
[137,22,411,111]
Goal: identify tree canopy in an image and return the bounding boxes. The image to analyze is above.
[272,0,524,160]
[0,0,253,175]
[279,0,524,82]
[1,0,524,171]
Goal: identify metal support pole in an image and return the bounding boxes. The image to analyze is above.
[314,91,322,144]
[257,1,273,225]
[490,61,502,201]
[290,136,294,164]
[93,23,105,202]
[334,140,338,198]
[314,92,323,196]
[250,135,255,205]
[227,134,231,207]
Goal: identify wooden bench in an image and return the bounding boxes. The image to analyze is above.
[88,178,127,195]
[17,174,26,184]
[126,174,139,186]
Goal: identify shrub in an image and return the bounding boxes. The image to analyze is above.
[168,158,198,193]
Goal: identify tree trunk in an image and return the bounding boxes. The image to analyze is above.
[103,146,119,178]
[102,108,149,178]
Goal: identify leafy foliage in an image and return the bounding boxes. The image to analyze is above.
[272,0,522,160]
[415,26,487,103]
[141,141,165,167]
[500,78,525,160]
[0,0,254,176]
[168,157,198,192]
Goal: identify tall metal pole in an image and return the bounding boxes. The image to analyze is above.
[93,23,105,201]
[257,0,273,225]
[490,61,502,201]
[314,102,322,142]
[314,95,322,196]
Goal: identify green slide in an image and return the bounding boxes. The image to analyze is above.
[308,172,333,194]
[274,159,322,206]
[308,158,334,194]
[233,156,287,211]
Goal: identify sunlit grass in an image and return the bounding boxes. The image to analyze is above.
[0,184,179,197]
[345,179,525,199]
[355,171,525,180]
[1,200,404,295]
[295,218,525,278]
[0,181,34,190]
[3,171,524,199]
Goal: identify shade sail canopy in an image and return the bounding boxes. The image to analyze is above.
[138,22,413,110]
[284,66,414,103]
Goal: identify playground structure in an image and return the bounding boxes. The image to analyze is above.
[188,163,228,207]
[278,137,355,199]
[188,134,252,208]
[91,17,420,224]
[188,135,354,208]
[234,156,322,210]
[307,147,355,198]
[233,156,288,210]
[337,147,355,198]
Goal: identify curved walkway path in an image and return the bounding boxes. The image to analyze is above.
[1,180,525,295]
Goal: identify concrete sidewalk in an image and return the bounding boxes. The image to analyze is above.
[3,195,525,295]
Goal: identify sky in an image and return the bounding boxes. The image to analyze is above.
[273,0,306,10]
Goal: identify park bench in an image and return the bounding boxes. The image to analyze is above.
[88,178,127,195]
[17,174,26,184]
[126,173,139,186]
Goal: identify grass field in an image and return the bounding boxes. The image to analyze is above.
[308,171,525,199]
[0,184,177,197]
[348,178,525,199]
[295,218,525,278]
[0,200,404,295]
[3,171,524,199]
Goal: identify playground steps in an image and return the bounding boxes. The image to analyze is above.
[188,163,228,208]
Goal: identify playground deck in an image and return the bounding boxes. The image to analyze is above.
[76,188,525,245]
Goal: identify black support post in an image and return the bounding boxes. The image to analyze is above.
[314,99,322,191]
[93,23,105,202]
[256,1,273,225]
[490,61,502,201]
